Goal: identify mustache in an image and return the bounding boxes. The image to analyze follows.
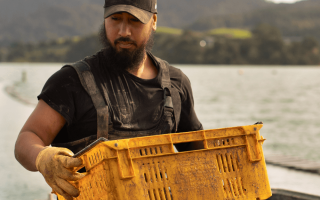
[114,37,137,46]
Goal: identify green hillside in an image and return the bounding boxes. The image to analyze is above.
[1,0,320,45]
[187,0,320,41]
[1,25,319,65]
[0,0,272,44]
[208,28,252,39]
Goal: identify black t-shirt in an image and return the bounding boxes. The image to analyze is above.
[38,49,202,144]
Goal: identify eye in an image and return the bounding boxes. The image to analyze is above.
[111,17,119,21]
[131,18,140,22]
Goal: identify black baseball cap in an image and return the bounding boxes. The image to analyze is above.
[104,0,157,24]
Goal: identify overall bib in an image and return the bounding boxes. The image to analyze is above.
[52,59,181,154]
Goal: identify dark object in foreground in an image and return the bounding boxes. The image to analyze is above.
[268,189,320,200]
[265,154,320,175]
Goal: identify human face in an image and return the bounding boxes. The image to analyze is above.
[104,12,157,52]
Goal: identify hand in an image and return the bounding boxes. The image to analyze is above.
[36,147,85,200]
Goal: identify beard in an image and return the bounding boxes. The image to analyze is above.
[98,22,154,72]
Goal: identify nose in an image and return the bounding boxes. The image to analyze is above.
[118,21,131,37]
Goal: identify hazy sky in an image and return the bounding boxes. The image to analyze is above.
[267,0,304,3]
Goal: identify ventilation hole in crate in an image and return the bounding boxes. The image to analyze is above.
[153,189,158,200]
[77,166,86,173]
[225,154,231,172]
[158,188,163,200]
[240,177,246,195]
[147,190,152,200]
[216,154,222,173]
[144,173,148,182]
[95,152,99,161]
[168,187,173,200]
[234,178,241,196]
[163,187,168,200]
[159,147,163,153]
[91,155,95,165]
[236,178,242,196]
[96,153,99,163]
[234,179,240,197]
[98,149,103,159]
[222,180,228,197]
[150,148,153,155]
[96,152,100,162]
[97,153,100,161]
[230,179,236,197]
[227,179,233,197]
[145,149,148,155]
[165,171,168,180]
[158,162,163,181]
[226,138,230,145]
[230,155,235,171]
[220,154,227,173]
[235,157,240,171]
[140,149,143,156]
[89,156,93,165]
[222,140,225,145]
[154,148,158,154]
[220,155,224,172]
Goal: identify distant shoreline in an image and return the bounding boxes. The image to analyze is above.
[0,62,320,67]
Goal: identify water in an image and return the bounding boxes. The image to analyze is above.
[0,63,320,199]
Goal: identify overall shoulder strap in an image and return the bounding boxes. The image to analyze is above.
[66,61,109,139]
[155,57,181,132]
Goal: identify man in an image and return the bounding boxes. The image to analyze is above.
[14,0,203,199]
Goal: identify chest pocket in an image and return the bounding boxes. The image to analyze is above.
[108,88,176,140]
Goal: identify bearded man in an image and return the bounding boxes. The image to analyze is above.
[14,0,203,199]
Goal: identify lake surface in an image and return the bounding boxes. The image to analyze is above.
[0,63,319,199]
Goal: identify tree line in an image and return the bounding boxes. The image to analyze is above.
[1,24,319,65]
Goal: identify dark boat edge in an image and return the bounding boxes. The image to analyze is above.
[267,189,320,200]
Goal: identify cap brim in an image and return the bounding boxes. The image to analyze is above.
[104,5,153,24]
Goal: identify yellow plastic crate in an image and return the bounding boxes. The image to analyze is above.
[56,124,272,200]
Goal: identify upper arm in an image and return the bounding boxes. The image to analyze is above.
[19,99,66,145]
[176,70,203,132]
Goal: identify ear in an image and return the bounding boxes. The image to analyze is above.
[152,14,157,31]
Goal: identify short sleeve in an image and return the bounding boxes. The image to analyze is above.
[168,66,203,133]
[177,72,203,132]
[37,67,79,125]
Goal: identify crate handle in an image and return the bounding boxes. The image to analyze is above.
[244,127,266,162]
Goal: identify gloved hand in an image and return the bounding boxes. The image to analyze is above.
[36,147,85,200]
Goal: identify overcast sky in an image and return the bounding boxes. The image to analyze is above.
[267,0,304,3]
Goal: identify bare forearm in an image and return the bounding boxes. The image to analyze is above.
[14,131,47,171]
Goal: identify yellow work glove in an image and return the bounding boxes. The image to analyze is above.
[36,147,85,200]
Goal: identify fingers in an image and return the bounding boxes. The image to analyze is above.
[69,172,85,181]
[50,183,73,200]
[56,177,80,197]
[59,156,83,168]
[57,168,85,181]
[58,148,75,157]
